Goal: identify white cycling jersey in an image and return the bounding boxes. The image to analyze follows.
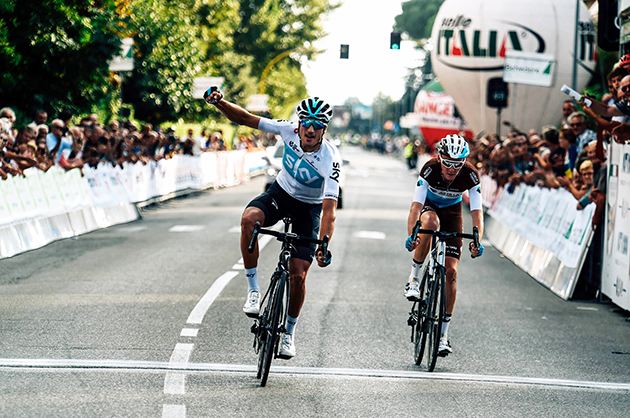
[257,118,341,204]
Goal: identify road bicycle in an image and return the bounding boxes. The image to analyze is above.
[407,219,479,372]
[248,217,329,387]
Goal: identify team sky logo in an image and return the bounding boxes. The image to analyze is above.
[283,146,324,188]
[434,15,595,72]
[329,162,341,183]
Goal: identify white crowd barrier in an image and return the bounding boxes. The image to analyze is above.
[0,150,267,259]
[483,178,595,300]
[601,141,630,311]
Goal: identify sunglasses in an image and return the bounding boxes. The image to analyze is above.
[621,85,630,93]
[300,120,325,130]
[441,157,465,169]
[569,123,583,127]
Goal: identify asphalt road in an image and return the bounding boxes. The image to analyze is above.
[1,146,629,418]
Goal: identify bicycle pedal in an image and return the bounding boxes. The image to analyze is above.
[250,323,259,334]
[407,315,417,327]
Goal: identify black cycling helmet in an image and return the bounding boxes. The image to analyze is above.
[296,97,333,125]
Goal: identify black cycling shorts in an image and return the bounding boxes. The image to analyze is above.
[246,181,322,262]
[421,199,463,260]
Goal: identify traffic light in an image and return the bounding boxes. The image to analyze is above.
[487,78,509,108]
[598,0,619,51]
[340,44,349,59]
[390,32,401,50]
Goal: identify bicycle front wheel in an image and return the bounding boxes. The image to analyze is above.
[426,266,445,372]
[413,270,429,365]
[260,271,286,387]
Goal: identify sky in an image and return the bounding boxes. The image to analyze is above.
[302,0,425,107]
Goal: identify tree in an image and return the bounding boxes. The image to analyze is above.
[394,0,445,41]
[231,0,338,116]
[0,0,121,123]
[122,0,206,123]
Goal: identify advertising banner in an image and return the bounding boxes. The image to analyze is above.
[430,0,596,136]
[487,182,595,299]
[1,149,267,258]
[413,80,473,150]
[602,142,630,311]
[503,51,555,87]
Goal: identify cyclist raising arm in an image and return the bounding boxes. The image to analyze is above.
[205,88,340,359]
[404,135,484,356]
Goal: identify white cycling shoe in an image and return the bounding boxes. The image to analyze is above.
[438,337,452,357]
[243,290,260,318]
[278,333,295,359]
[404,280,420,301]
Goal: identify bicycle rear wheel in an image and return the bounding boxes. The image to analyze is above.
[260,271,286,387]
[413,270,429,365]
[426,266,445,372]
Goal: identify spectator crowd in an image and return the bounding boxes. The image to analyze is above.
[0,107,273,181]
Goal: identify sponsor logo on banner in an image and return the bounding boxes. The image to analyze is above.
[434,15,595,71]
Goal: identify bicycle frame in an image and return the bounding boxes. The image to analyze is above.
[408,219,479,371]
[247,217,329,386]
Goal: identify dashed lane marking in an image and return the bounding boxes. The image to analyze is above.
[162,404,186,418]
[180,328,199,337]
[186,272,239,324]
[116,226,148,233]
[164,344,194,395]
[353,231,386,240]
[169,225,206,232]
[2,359,629,392]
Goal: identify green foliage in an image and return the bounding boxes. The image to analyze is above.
[233,0,338,95]
[0,0,338,126]
[264,58,308,118]
[123,0,206,123]
[395,0,444,40]
[0,0,121,124]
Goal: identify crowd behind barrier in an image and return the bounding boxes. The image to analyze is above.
[0,150,266,259]
[0,105,269,258]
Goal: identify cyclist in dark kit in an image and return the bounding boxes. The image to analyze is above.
[205,88,341,359]
[404,134,484,356]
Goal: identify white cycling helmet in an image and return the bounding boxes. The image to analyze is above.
[436,134,470,159]
[296,97,333,125]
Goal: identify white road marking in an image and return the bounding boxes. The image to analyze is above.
[117,226,148,233]
[170,344,194,364]
[164,373,186,395]
[180,328,199,337]
[169,225,206,232]
[162,404,186,418]
[577,306,598,311]
[186,271,239,324]
[2,358,629,392]
[354,231,386,240]
[164,344,194,395]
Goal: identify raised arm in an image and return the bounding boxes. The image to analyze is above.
[583,96,624,118]
[205,88,261,130]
